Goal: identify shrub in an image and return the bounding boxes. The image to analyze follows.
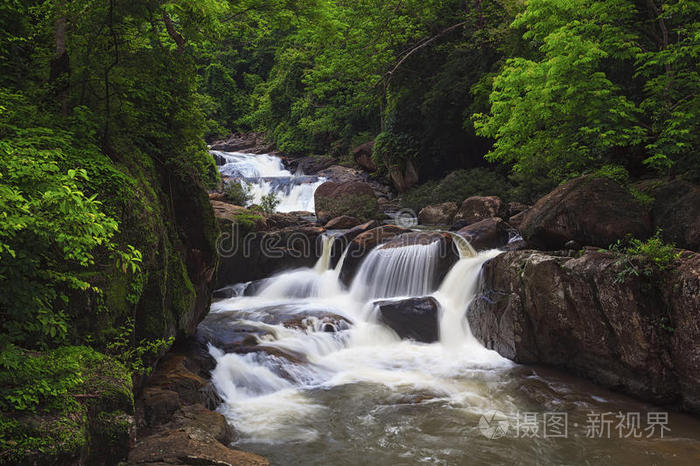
[223,181,252,205]
[259,192,280,213]
[607,229,681,283]
[400,168,514,211]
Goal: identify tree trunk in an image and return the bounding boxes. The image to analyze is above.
[50,0,70,115]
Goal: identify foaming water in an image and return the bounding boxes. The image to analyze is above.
[214,151,326,212]
[206,237,700,464]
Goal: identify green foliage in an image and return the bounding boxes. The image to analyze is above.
[0,346,132,464]
[400,168,514,211]
[475,0,700,184]
[259,192,281,214]
[372,130,419,171]
[0,138,140,350]
[316,194,379,222]
[105,319,174,377]
[223,181,252,206]
[607,229,681,283]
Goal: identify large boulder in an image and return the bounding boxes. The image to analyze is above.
[329,220,380,268]
[325,215,363,229]
[418,202,459,226]
[338,225,411,285]
[352,141,377,172]
[210,132,273,154]
[652,180,700,251]
[128,427,268,465]
[375,297,441,343]
[314,181,379,224]
[452,196,506,229]
[287,154,336,174]
[457,217,511,251]
[213,201,325,285]
[520,176,652,250]
[468,249,700,413]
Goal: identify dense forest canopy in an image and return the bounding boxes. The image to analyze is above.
[0,0,698,461]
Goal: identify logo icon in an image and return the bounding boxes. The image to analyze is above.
[478,410,510,439]
[393,208,418,228]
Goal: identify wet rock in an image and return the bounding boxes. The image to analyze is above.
[418,202,459,226]
[142,388,181,427]
[198,307,352,355]
[314,180,379,224]
[168,403,235,444]
[325,215,363,229]
[651,180,700,251]
[664,251,700,411]
[211,152,227,166]
[375,297,441,343]
[329,220,380,268]
[288,154,336,174]
[128,427,269,465]
[468,249,700,413]
[210,132,273,154]
[457,218,511,251]
[338,225,411,285]
[519,176,652,250]
[147,353,212,406]
[352,141,377,172]
[452,196,506,229]
[215,213,325,285]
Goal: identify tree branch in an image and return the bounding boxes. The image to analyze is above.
[162,10,185,54]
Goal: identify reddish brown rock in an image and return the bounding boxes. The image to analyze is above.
[314,181,379,224]
[388,159,419,192]
[418,202,459,225]
[352,141,377,172]
[325,215,363,229]
[128,427,268,465]
[452,196,506,229]
[468,249,700,413]
[520,176,652,250]
[457,217,511,251]
[338,225,411,285]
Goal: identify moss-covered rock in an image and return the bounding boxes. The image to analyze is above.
[0,347,134,466]
[314,181,379,224]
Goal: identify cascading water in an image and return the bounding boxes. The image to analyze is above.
[205,234,700,464]
[213,151,326,212]
[350,241,440,301]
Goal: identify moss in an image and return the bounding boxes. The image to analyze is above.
[0,347,133,466]
[316,193,380,221]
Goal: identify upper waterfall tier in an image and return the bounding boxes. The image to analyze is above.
[214,151,326,213]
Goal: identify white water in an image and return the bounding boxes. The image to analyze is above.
[208,236,512,446]
[214,151,326,212]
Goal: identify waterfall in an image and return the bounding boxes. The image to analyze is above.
[214,151,326,213]
[314,235,336,273]
[208,236,512,452]
[349,241,440,301]
[434,249,502,348]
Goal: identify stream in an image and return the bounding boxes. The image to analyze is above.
[204,151,700,465]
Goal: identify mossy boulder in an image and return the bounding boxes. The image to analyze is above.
[0,347,134,466]
[314,181,379,224]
